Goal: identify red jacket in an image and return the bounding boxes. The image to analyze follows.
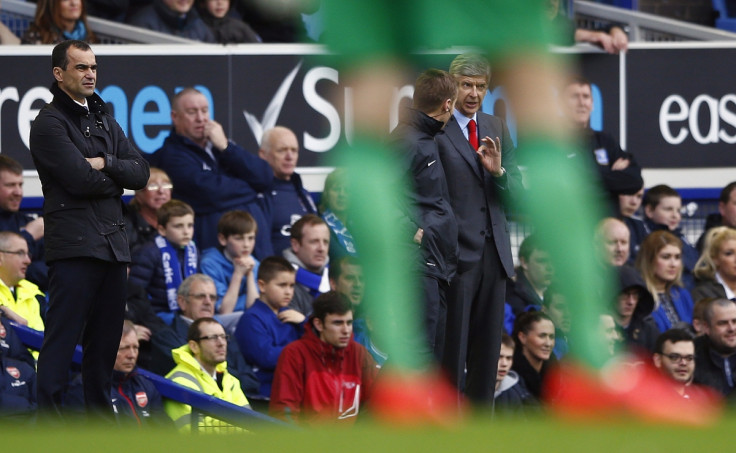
[269,322,378,425]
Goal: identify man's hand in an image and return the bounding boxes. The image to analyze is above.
[134,324,152,341]
[85,157,105,171]
[611,157,630,171]
[22,216,44,240]
[477,136,503,176]
[205,120,229,151]
[413,228,423,244]
[278,309,306,324]
[609,27,629,53]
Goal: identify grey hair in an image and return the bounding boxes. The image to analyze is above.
[448,53,491,84]
[177,273,215,298]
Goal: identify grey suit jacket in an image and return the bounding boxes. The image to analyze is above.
[436,112,523,278]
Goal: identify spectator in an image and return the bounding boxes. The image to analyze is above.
[652,328,696,397]
[614,265,659,353]
[328,256,385,366]
[542,283,570,359]
[231,0,319,43]
[129,200,198,317]
[599,312,620,357]
[618,184,646,265]
[234,256,304,397]
[269,291,378,425]
[22,0,97,44]
[165,317,250,432]
[128,0,215,42]
[693,298,736,397]
[507,234,553,315]
[148,87,273,258]
[148,274,259,397]
[596,217,630,267]
[200,210,259,315]
[258,126,317,255]
[494,332,536,415]
[66,321,168,426]
[0,155,47,290]
[548,0,628,54]
[0,0,20,44]
[319,168,356,260]
[692,227,736,303]
[696,182,736,253]
[0,231,45,359]
[559,75,643,214]
[636,230,695,333]
[511,311,556,399]
[196,0,259,43]
[283,214,330,316]
[642,184,698,291]
[389,68,459,357]
[0,327,36,421]
[692,297,712,337]
[125,167,173,255]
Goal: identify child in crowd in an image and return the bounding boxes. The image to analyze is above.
[494,333,536,415]
[642,185,698,291]
[200,210,259,315]
[234,256,305,397]
[129,200,198,318]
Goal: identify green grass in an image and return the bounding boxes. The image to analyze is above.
[8,411,736,452]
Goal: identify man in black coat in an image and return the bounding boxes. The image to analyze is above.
[389,69,458,358]
[560,75,643,215]
[30,40,149,420]
[693,298,736,397]
[436,54,523,404]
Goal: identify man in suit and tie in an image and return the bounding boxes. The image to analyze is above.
[436,53,523,405]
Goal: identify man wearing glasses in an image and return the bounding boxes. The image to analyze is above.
[653,328,696,397]
[693,298,736,397]
[0,231,45,336]
[149,274,259,397]
[165,317,250,432]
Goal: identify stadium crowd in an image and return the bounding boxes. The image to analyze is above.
[0,0,731,430]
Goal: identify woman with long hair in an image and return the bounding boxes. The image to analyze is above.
[22,0,96,44]
[692,226,736,303]
[635,230,694,332]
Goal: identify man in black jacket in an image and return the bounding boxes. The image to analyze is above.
[30,40,149,420]
[560,75,643,214]
[693,298,736,397]
[389,69,458,358]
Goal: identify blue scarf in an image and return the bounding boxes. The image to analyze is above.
[295,267,327,299]
[62,21,88,41]
[156,235,198,311]
[322,210,357,257]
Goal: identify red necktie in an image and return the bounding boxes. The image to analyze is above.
[468,119,478,150]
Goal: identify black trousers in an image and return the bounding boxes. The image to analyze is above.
[441,239,506,404]
[37,257,127,420]
[422,274,448,361]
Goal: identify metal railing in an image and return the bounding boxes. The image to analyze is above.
[2,0,199,44]
[574,0,736,41]
[12,322,286,431]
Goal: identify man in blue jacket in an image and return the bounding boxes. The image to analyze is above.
[148,87,274,258]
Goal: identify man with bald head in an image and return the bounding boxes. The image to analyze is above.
[596,217,630,267]
[259,126,317,255]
